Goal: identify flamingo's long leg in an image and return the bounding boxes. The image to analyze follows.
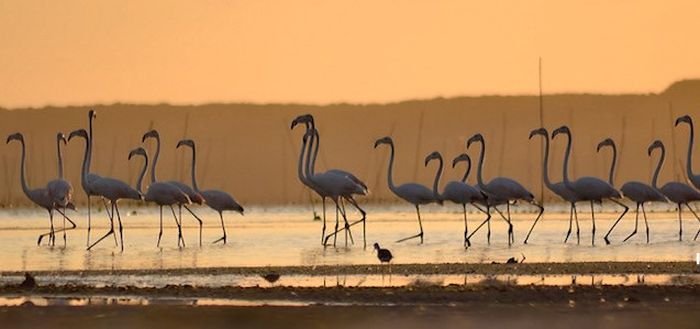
[506,203,514,246]
[683,203,700,241]
[573,203,580,244]
[103,198,118,246]
[462,204,469,248]
[40,209,55,246]
[115,203,124,252]
[212,211,227,244]
[467,205,491,244]
[590,201,596,246]
[338,198,354,246]
[88,202,115,250]
[604,199,630,244]
[39,208,77,243]
[622,203,641,243]
[332,203,339,247]
[564,203,575,243]
[170,205,185,248]
[320,197,326,245]
[157,206,164,247]
[325,197,366,247]
[641,203,650,243]
[677,204,683,242]
[183,205,203,247]
[87,195,91,247]
[523,201,544,244]
[396,205,424,244]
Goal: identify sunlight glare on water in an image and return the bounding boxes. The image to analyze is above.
[0,204,698,272]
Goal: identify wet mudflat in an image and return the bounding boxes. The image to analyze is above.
[0,285,699,329]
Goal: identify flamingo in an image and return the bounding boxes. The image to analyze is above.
[598,138,667,243]
[176,139,244,244]
[305,129,366,247]
[291,114,367,247]
[43,132,77,245]
[77,110,114,247]
[6,133,75,246]
[551,126,628,246]
[466,133,544,246]
[290,124,332,244]
[291,126,352,246]
[68,129,142,251]
[308,128,368,248]
[528,128,581,244]
[425,152,488,247]
[142,130,204,246]
[675,115,700,190]
[291,116,334,244]
[374,136,437,244]
[649,140,700,241]
[128,146,188,247]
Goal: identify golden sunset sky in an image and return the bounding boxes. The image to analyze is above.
[1,0,698,108]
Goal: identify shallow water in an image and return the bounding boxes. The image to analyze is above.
[0,204,699,272]
[0,296,317,307]
[1,272,698,289]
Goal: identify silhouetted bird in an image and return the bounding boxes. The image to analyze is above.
[20,273,36,289]
[373,243,393,263]
[261,273,281,284]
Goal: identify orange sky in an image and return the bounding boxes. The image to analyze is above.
[1,0,699,108]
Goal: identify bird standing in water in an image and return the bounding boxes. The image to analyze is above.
[374,243,393,263]
[374,242,393,280]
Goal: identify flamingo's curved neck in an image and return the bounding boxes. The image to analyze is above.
[187,143,200,192]
[16,139,30,197]
[87,114,93,174]
[311,129,319,175]
[297,132,309,185]
[431,155,443,201]
[651,145,665,189]
[686,121,695,180]
[606,143,617,186]
[540,133,554,190]
[79,136,89,190]
[56,137,64,179]
[305,129,315,179]
[460,158,471,183]
[561,131,573,189]
[135,154,148,194]
[386,142,398,193]
[475,139,486,189]
[150,135,161,184]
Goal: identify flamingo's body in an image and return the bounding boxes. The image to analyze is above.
[69,129,141,251]
[552,126,628,246]
[375,137,438,244]
[76,110,115,247]
[598,138,667,243]
[466,134,544,246]
[670,114,700,240]
[529,128,581,244]
[176,139,243,244]
[44,132,76,245]
[427,152,488,247]
[6,133,75,246]
[143,130,201,246]
[291,114,367,247]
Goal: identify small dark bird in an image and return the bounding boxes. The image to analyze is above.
[261,273,280,284]
[373,243,393,263]
[19,273,36,289]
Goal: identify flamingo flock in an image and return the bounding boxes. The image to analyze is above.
[7,110,243,250]
[6,111,700,251]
